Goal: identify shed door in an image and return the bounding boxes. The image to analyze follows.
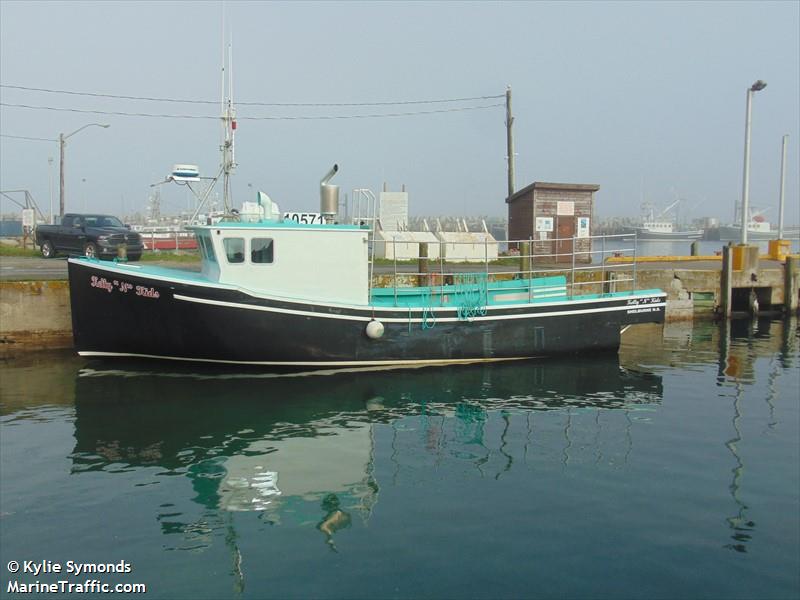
[556,216,575,263]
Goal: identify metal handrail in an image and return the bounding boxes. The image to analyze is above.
[373,232,639,303]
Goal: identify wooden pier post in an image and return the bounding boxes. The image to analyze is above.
[720,245,732,318]
[785,255,799,314]
[418,242,429,287]
[519,241,531,278]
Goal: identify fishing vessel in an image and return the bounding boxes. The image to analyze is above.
[67,173,666,367]
[622,199,703,241]
[622,221,703,241]
[707,217,800,242]
[132,225,198,251]
[65,52,665,368]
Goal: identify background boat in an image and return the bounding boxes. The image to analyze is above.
[623,198,703,241]
[706,219,800,242]
[132,225,198,251]
[623,222,704,241]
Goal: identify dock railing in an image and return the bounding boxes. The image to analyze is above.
[369,232,638,306]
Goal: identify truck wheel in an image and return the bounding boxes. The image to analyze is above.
[84,242,98,259]
[41,240,56,258]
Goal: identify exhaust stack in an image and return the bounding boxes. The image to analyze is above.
[320,164,339,222]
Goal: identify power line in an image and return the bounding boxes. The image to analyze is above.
[1,103,216,120]
[244,103,504,120]
[0,83,504,107]
[0,133,57,142]
[0,101,504,120]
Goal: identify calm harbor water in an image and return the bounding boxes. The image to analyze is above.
[1,319,798,599]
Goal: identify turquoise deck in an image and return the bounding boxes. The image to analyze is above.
[370,275,662,308]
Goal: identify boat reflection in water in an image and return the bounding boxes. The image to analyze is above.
[71,356,662,551]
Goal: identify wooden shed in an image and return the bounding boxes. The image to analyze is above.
[506,182,599,263]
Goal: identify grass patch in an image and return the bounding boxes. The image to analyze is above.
[0,245,201,262]
[0,245,40,258]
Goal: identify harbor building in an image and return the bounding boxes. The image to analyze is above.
[506,182,599,262]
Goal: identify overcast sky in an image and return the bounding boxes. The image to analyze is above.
[1,1,798,224]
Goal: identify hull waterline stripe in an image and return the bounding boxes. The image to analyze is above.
[76,351,534,367]
[173,293,666,323]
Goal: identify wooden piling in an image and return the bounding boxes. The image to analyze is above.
[418,242,429,287]
[519,241,531,279]
[785,255,799,314]
[720,245,732,318]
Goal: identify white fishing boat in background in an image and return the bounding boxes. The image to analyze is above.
[623,199,703,241]
[623,220,704,241]
[707,214,800,242]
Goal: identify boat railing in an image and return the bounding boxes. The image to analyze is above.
[369,232,640,306]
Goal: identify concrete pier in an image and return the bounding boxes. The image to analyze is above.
[1,255,798,351]
[0,280,73,353]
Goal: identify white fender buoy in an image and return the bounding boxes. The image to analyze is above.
[365,320,384,339]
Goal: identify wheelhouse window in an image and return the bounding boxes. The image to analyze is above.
[223,238,245,263]
[198,234,217,263]
[251,238,274,264]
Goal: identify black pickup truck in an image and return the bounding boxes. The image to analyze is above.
[34,213,144,260]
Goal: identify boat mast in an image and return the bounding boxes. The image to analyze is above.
[220,21,236,214]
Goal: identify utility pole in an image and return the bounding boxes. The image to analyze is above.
[506,85,515,198]
[48,156,54,224]
[59,133,65,219]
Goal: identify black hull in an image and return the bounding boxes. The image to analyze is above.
[68,260,665,367]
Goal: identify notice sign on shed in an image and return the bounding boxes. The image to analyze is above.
[577,217,590,238]
[535,216,554,232]
[556,201,575,216]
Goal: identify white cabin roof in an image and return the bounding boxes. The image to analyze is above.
[190,220,370,305]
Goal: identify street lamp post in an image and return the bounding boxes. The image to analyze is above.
[59,123,110,219]
[778,134,788,240]
[740,80,766,245]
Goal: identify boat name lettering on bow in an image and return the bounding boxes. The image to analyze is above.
[89,276,159,299]
[135,286,160,299]
[89,276,113,293]
[115,281,134,294]
[627,297,660,306]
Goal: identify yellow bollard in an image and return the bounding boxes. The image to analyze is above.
[768,239,791,261]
